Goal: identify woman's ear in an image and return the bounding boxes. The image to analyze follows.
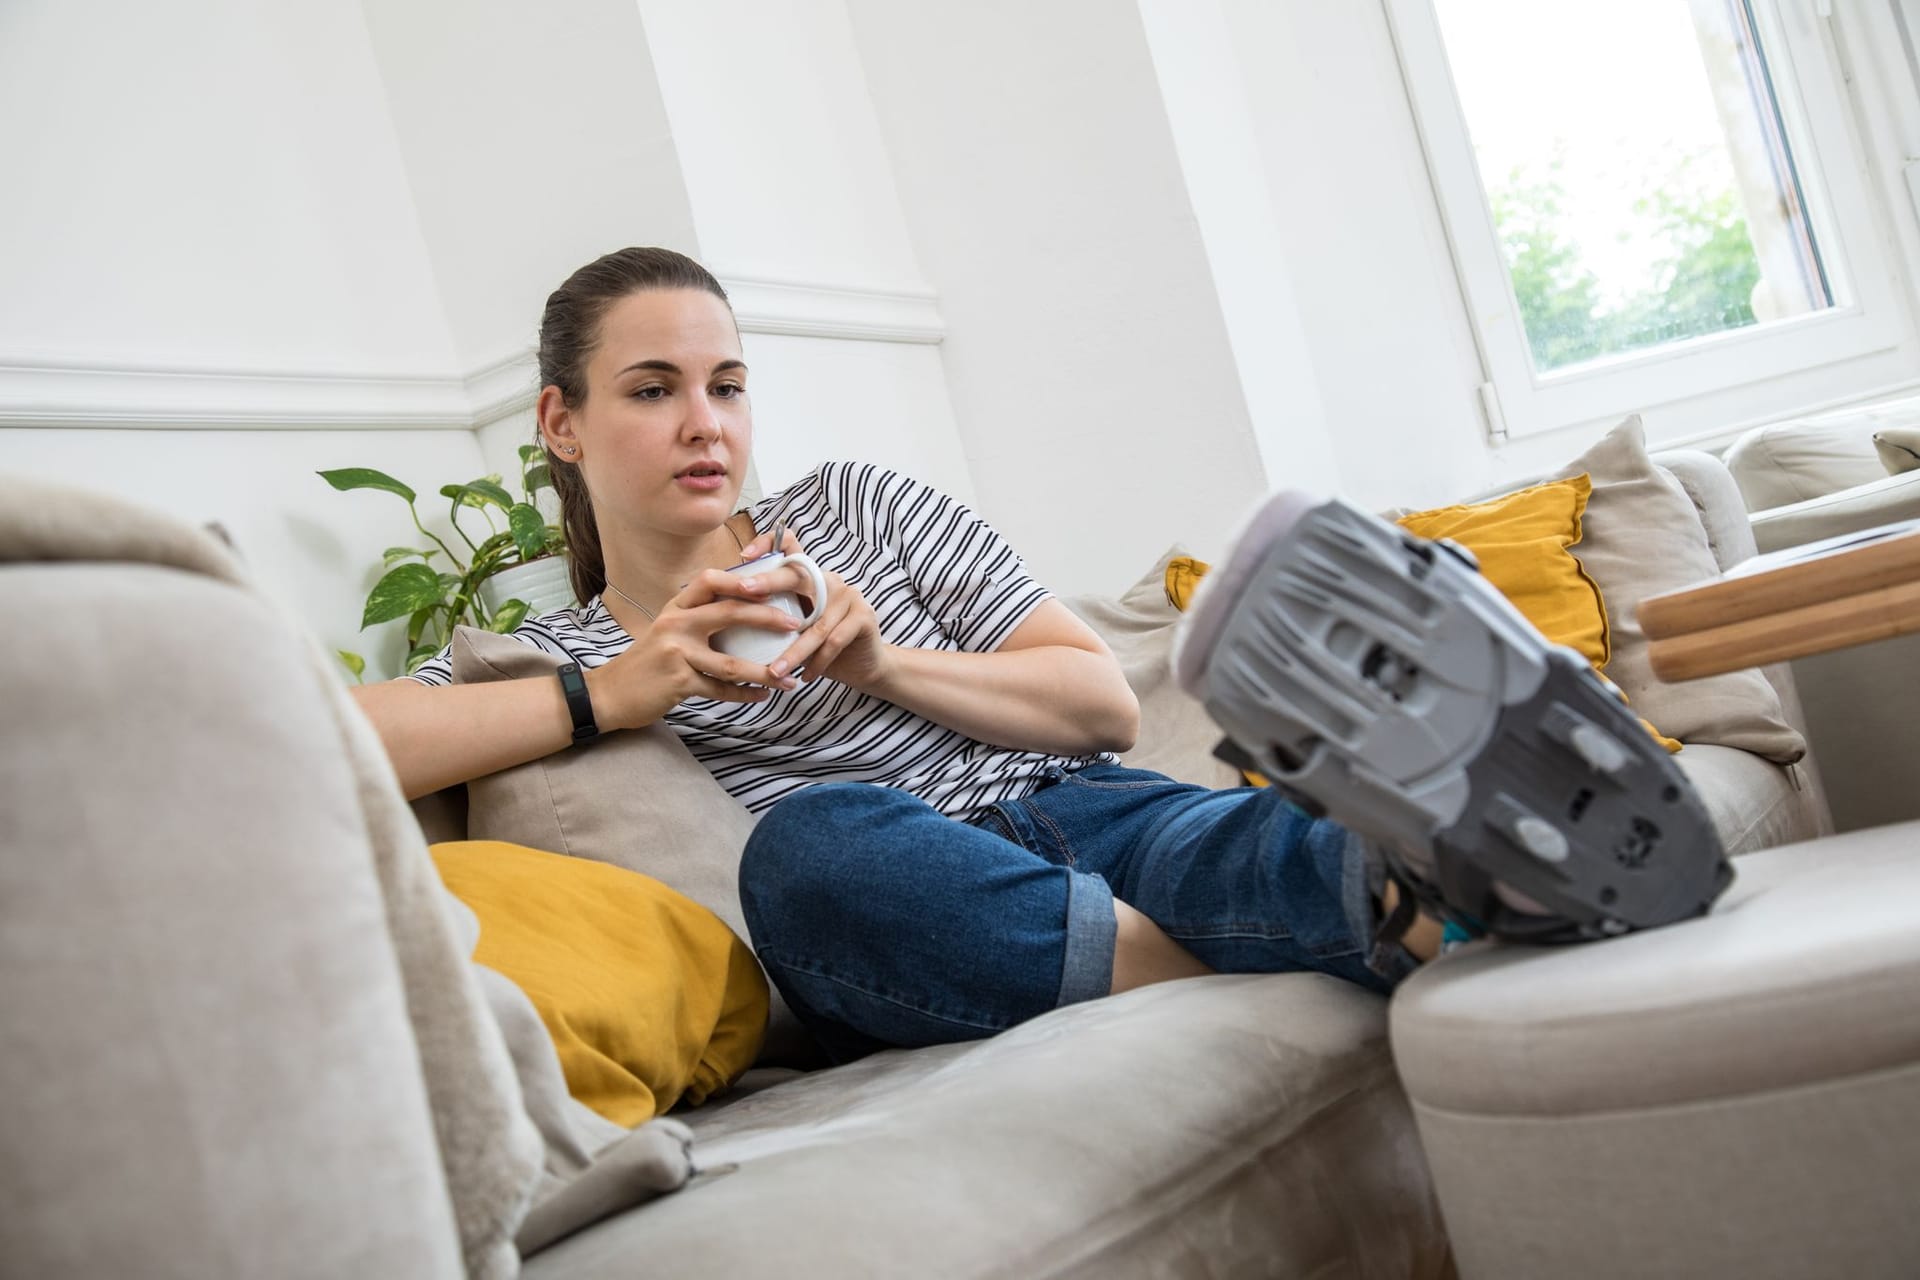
[537,385,582,461]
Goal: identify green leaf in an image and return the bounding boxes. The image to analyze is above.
[440,477,514,511]
[518,444,543,466]
[508,503,547,560]
[524,463,552,493]
[336,649,366,682]
[383,545,433,566]
[545,527,568,555]
[436,572,464,595]
[471,476,514,508]
[319,468,415,504]
[404,642,443,674]
[406,605,438,648]
[362,563,447,628]
[488,599,531,633]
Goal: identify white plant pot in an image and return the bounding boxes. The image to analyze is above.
[480,556,577,621]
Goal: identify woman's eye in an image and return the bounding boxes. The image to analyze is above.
[712,382,745,399]
[633,385,668,401]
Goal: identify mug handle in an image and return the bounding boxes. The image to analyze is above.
[783,553,830,625]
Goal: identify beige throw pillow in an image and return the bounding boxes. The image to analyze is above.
[1065,548,1242,790]
[1551,417,1804,764]
[1874,426,1920,476]
[446,627,817,1066]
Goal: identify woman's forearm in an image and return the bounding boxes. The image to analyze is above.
[349,672,595,800]
[858,643,1140,758]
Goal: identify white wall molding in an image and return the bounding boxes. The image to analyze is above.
[463,348,541,428]
[721,273,946,344]
[0,355,479,430]
[0,278,943,431]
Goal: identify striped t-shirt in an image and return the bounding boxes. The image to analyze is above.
[404,461,1113,819]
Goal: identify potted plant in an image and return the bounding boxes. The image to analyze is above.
[320,444,569,680]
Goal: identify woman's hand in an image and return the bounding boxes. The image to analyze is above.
[586,568,806,730]
[738,527,893,692]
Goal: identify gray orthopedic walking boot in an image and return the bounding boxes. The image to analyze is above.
[1171,491,1732,946]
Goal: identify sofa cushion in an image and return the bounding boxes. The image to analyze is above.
[1724,415,1893,510]
[1875,425,1920,475]
[447,627,815,1066]
[521,973,1450,1279]
[1672,743,1819,855]
[1550,417,1804,764]
[433,841,769,1127]
[1063,547,1242,790]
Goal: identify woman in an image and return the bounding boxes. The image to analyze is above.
[354,247,1435,1063]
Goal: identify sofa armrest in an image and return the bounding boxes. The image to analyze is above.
[1749,469,1920,554]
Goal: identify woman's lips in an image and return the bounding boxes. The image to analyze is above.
[676,472,727,492]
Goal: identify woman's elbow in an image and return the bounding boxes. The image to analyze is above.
[1097,683,1141,754]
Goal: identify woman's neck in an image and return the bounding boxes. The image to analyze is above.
[600,515,746,623]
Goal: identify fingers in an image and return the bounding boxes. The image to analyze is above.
[679,643,800,691]
[770,591,864,680]
[739,526,802,561]
[800,613,867,682]
[689,673,776,704]
[675,563,814,608]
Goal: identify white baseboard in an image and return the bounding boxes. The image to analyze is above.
[0,275,944,432]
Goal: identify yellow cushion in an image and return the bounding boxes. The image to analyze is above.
[1397,476,1679,752]
[431,840,768,1127]
[1395,475,1611,668]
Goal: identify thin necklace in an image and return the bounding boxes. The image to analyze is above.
[605,520,747,622]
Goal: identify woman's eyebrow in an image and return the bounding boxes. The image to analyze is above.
[615,358,748,376]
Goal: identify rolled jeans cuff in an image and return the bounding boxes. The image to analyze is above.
[1342,834,1422,987]
[1056,867,1117,1007]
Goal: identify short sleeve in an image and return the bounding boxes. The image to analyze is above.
[833,463,1052,652]
[396,615,581,686]
[402,643,456,686]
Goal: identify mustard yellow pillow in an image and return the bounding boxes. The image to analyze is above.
[431,840,769,1127]
[1394,475,1610,669]
[1396,476,1677,752]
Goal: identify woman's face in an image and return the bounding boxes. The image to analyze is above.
[555,287,752,538]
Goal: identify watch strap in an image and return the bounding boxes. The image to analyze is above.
[556,662,598,743]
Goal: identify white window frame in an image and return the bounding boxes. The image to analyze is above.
[1385,0,1920,444]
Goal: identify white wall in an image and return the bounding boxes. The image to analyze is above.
[0,0,454,376]
[0,0,485,680]
[845,0,1272,594]
[1137,0,1343,499]
[4,428,485,679]
[360,0,702,375]
[18,0,1916,660]
[636,0,927,292]
[1216,0,1500,511]
[738,333,973,502]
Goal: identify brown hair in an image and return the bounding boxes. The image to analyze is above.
[539,246,731,604]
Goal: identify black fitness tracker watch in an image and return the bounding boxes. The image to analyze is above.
[557,662,599,743]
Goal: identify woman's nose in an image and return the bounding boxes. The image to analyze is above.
[683,399,722,442]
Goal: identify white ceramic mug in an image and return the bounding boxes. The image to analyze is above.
[712,550,830,667]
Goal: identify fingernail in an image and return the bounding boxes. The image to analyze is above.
[769,660,788,677]
[778,677,799,690]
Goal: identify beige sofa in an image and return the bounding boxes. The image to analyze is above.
[0,438,1853,1279]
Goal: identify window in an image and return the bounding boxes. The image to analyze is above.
[1388,0,1918,442]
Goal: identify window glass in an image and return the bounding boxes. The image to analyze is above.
[1432,0,1834,372]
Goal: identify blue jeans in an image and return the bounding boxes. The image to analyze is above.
[738,764,1414,1062]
